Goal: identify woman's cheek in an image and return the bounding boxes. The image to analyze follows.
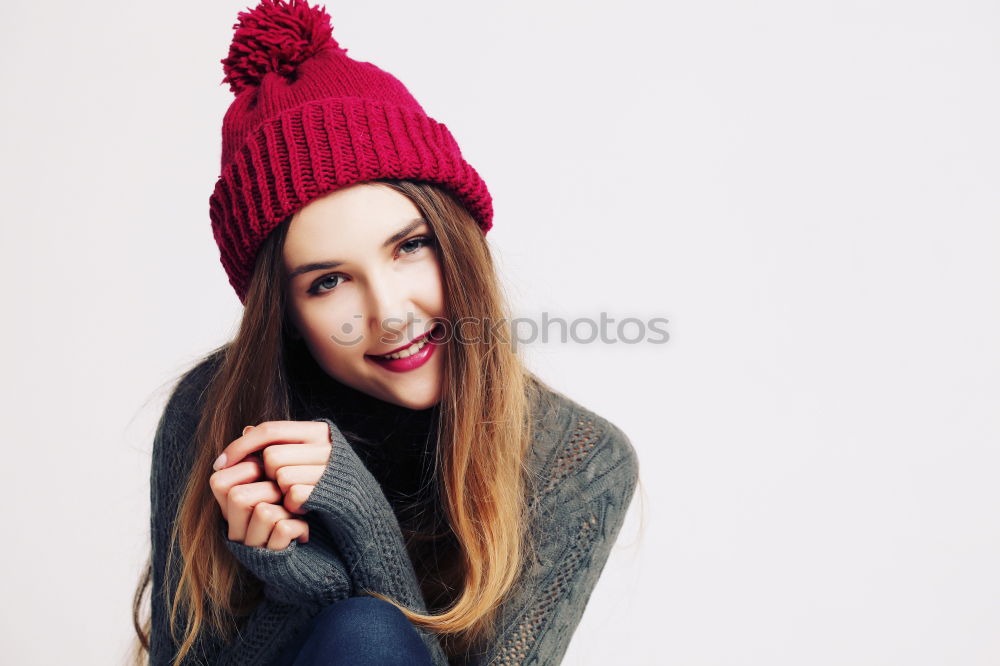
[414,262,445,309]
[313,302,366,355]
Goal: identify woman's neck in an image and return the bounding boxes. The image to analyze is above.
[288,345,439,499]
[287,340,437,436]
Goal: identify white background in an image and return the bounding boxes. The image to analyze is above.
[2,1,998,664]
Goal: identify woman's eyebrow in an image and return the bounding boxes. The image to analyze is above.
[287,217,428,280]
[381,217,427,249]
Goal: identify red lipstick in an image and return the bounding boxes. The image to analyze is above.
[365,324,443,373]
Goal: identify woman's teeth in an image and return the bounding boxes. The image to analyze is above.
[381,336,428,360]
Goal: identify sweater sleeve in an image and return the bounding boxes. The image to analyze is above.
[459,410,640,666]
[301,416,450,666]
[222,520,352,608]
[149,362,336,666]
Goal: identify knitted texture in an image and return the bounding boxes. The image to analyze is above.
[209,0,494,302]
[147,354,639,665]
[223,510,351,608]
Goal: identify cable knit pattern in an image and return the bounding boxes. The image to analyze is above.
[148,357,639,665]
[478,419,638,665]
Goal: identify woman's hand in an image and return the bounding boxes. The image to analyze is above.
[208,448,310,549]
[210,421,334,546]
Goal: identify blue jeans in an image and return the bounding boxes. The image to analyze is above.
[274,597,435,666]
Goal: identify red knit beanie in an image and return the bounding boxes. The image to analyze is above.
[209,0,494,303]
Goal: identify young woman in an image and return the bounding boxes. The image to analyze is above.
[131,2,639,665]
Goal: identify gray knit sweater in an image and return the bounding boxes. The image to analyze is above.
[149,356,639,666]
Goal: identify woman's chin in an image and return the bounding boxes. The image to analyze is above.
[337,369,441,410]
[357,350,444,410]
[376,385,441,411]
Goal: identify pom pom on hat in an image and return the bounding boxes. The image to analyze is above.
[221,0,341,94]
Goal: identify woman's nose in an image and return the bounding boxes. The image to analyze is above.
[365,272,416,346]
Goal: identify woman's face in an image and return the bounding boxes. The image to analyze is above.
[283,183,447,410]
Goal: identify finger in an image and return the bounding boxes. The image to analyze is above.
[208,460,263,520]
[213,421,327,471]
[244,502,295,548]
[283,483,317,515]
[274,464,328,495]
[267,518,310,550]
[226,480,282,543]
[260,442,332,481]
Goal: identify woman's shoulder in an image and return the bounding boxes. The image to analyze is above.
[154,346,226,447]
[525,373,640,497]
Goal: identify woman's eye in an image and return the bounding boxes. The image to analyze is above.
[306,237,433,296]
[399,235,434,255]
[308,274,345,295]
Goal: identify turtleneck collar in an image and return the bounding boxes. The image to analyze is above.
[286,341,440,513]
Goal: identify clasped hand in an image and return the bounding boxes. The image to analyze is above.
[208,420,333,551]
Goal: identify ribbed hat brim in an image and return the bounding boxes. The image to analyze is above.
[210,96,494,302]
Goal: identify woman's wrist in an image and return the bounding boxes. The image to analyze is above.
[304,417,397,538]
[223,525,351,607]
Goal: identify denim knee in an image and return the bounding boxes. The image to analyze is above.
[291,596,433,666]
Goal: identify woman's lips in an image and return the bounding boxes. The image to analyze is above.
[365,324,443,373]
[372,327,434,356]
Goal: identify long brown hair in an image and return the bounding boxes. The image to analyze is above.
[130,179,537,665]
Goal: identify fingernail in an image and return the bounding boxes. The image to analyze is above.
[242,425,254,436]
[212,453,227,471]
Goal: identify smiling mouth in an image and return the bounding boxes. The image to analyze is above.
[366,324,442,360]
